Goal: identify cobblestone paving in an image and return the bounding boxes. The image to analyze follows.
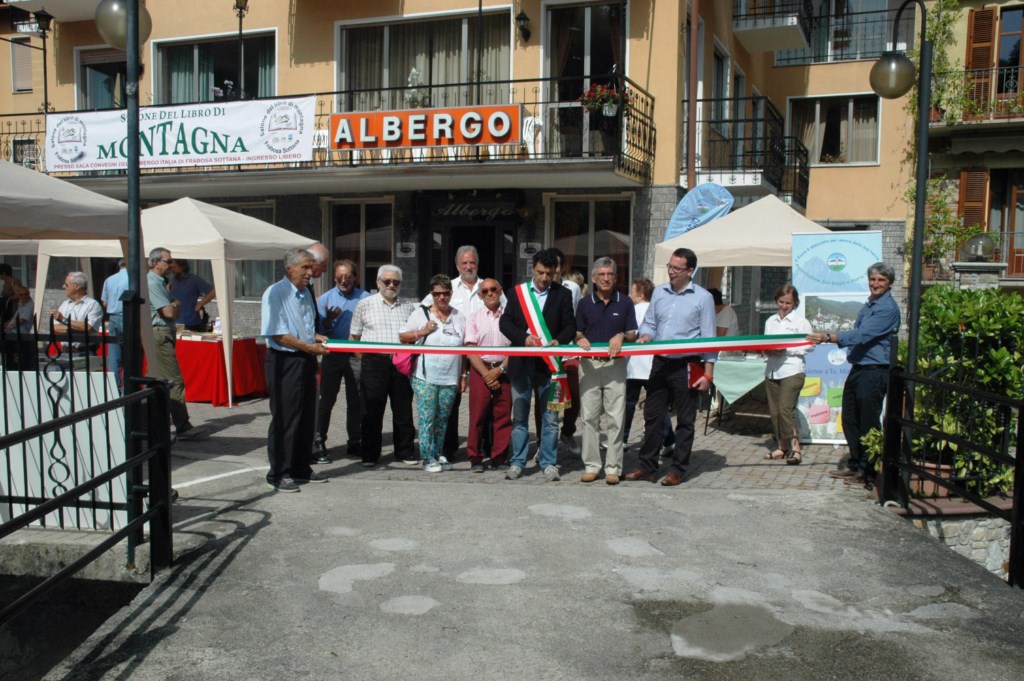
[181,390,856,493]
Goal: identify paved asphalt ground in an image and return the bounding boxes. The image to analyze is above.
[42,393,1024,680]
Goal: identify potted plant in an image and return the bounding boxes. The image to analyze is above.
[579,82,628,117]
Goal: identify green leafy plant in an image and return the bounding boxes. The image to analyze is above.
[907,178,984,274]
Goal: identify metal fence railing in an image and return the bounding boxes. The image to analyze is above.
[930,66,1024,123]
[0,74,656,185]
[879,367,1023,587]
[775,7,915,66]
[733,0,814,44]
[0,367,173,626]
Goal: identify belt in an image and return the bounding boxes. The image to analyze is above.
[852,364,889,371]
[587,356,617,363]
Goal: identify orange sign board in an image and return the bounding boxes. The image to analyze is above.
[329,104,522,150]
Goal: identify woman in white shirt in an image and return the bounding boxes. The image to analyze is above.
[400,274,468,473]
[763,284,813,465]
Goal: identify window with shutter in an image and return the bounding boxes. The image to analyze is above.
[958,169,989,235]
[966,8,996,119]
[10,37,33,93]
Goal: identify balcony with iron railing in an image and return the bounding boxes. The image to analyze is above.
[0,75,655,186]
[775,6,914,67]
[683,96,809,210]
[732,0,813,53]
[929,66,1024,127]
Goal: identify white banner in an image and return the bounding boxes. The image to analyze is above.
[45,96,316,171]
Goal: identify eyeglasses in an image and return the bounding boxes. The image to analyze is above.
[479,287,499,294]
[665,264,690,273]
[161,259,174,265]
[431,290,452,297]
[379,279,401,287]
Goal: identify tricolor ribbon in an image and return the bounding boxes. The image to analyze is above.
[325,334,812,358]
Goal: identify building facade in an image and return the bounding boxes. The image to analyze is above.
[1,1,929,333]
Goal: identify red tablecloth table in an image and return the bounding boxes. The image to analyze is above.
[175,336,267,407]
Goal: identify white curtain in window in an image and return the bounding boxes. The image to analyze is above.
[790,100,817,159]
[432,19,462,107]
[848,97,878,162]
[470,14,511,105]
[168,45,193,103]
[389,23,431,109]
[198,45,215,102]
[344,27,383,111]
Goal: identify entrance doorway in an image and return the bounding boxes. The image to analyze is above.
[430,225,516,290]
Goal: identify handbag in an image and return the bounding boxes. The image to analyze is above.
[392,306,430,376]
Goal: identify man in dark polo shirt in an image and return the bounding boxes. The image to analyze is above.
[574,257,637,485]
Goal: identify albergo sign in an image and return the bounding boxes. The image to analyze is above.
[330,104,522,150]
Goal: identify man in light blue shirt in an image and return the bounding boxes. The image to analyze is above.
[314,258,369,461]
[627,247,716,487]
[261,247,330,492]
[101,259,129,390]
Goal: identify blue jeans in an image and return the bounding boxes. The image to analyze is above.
[511,372,560,469]
[106,313,123,392]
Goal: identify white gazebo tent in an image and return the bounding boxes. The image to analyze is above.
[653,195,832,283]
[141,198,315,405]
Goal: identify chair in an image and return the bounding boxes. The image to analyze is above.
[312,129,331,166]
[19,143,41,171]
[522,116,543,158]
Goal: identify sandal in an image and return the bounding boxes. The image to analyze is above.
[786,451,802,465]
[764,449,786,461]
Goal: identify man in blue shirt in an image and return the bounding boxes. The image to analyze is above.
[808,262,901,487]
[261,248,330,493]
[314,259,369,462]
[574,257,637,485]
[100,259,129,390]
[627,247,716,487]
[169,259,215,331]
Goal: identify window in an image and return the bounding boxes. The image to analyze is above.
[157,34,275,104]
[550,197,632,290]
[998,7,1024,97]
[711,49,729,135]
[10,37,32,93]
[330,201,394,289]
[340,13,510,112]
[776,0,912,66]
[790,95,879,164]
[79,48,126,110]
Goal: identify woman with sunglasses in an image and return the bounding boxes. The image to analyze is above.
[399,274,468,473]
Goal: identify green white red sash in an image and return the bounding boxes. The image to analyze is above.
[514,282,571,411]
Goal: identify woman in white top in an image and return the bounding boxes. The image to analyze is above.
[623,278,674,449]
[399,274,468,473]
[763,283,813,464]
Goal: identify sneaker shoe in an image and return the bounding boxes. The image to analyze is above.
[542,465,561,482]
[295,472,328,484]
[560,434,581,455]
[267,477,300,493]
[471,463,486,473]
[400,456,421,466]
[314,451,333,465]
[505,465,523,480]
[437,455,453,471]
[423,458,443,473]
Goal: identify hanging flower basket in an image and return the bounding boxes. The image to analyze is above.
[579,83,628,115]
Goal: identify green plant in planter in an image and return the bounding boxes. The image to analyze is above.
[908,178,985,273]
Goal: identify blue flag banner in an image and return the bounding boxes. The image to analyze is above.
[664,183,734,240]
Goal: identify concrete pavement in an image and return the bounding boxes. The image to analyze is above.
[42,394,1024,680]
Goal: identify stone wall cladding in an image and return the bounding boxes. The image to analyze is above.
[912,516,1010,579]
[632,185,684,282]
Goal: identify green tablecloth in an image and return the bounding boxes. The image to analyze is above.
[714,357,767,403]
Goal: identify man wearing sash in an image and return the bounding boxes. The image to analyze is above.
[628,247,716,487]
[499,249,577,481]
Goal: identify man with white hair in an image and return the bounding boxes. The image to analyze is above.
[147,248,203,440]
[350,263,416,467]
[51,271,104,340]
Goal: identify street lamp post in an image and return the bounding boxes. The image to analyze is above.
[870,0,931,376]
[234,0,249,100]
[34,10,52,112]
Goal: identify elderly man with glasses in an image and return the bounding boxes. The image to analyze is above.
[148,248,204,440]
[627,247,716,488]
[51,270,104,339]
[464,278,512,472]
[350,264,416,467]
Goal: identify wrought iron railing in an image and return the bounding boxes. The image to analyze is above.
[732,0,814,43]
[685,96,806,194]
[0,74,656,184]
[775,7,915,66]
[930,66,1024,124]
[879,367,1023,586]
[780,136,810,208]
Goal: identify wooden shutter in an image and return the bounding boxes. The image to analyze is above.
[958,169,989,233]
[965,8,997,119]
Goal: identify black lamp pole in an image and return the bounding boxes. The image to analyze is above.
[234,0,249,100]
[34,10,52,112]
[870,0,931,376]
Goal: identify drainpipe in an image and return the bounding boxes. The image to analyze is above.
[686,0,699,191]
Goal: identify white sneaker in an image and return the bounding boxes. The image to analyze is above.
[437,455,453,471]
[542,465,561,482]
[422,458,442,473]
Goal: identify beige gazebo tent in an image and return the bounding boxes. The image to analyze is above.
[653,195,832,283]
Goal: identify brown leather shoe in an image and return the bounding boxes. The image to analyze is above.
[605,473,620,486]
[624,469,657,483]
[580,471,599,483]
[828,469,857,479]
[843,473,872,487]
[660,471,686,487]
